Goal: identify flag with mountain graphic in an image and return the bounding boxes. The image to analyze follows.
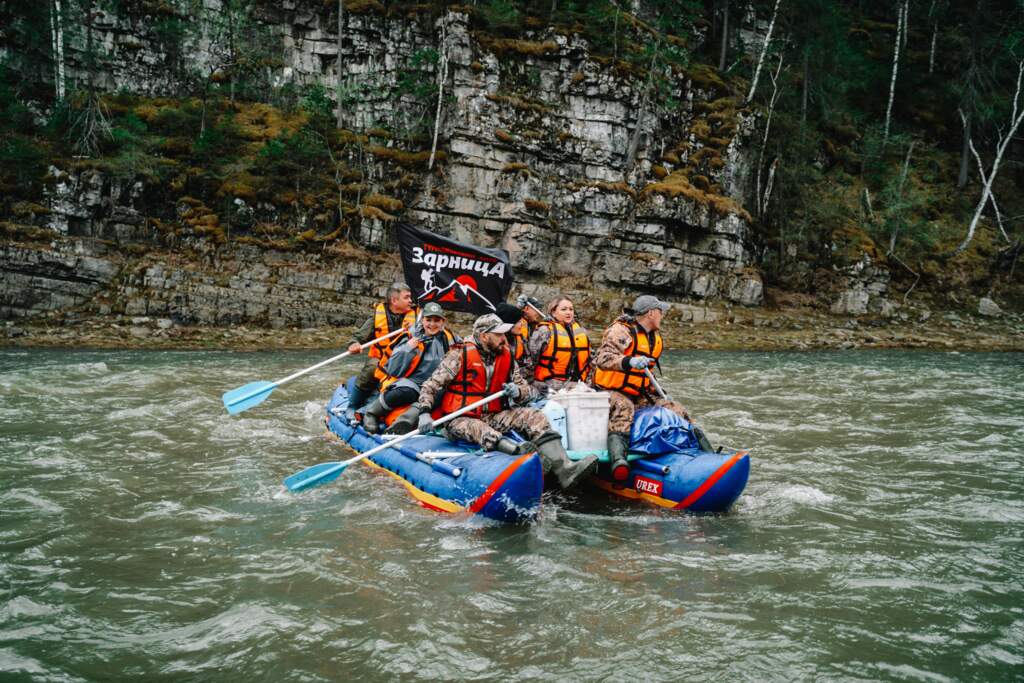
[395,223,513,315]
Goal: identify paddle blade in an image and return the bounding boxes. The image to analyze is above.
[222,381,276,415]
[284,461,348,492]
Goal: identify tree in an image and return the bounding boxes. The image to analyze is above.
[50,0,66,100]
[883,0,908,144]
[956,61,1024,254]
[336,0,344,128]
[746,0,781,104]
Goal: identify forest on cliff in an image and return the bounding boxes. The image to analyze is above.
[1,0,1022,311]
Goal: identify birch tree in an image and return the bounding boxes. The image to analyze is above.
[718,0,729,72]
[50,0,66,101]
[756,54,784,216]
[336,0,344,128]
[428,19,449,170]
[746,0,781,104]
[883,0,908,143]
[955,61,1024,255]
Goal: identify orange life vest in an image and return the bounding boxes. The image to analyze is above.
[432,341,512,419]
[534,321,591,382]
[368,302,417,360]
[508,331,525,361]
[592,321,663,397]
[377,328,457,388]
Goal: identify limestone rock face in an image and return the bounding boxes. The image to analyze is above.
[3,3,769,328]
[0,243,119,319]
[830,254,891,316]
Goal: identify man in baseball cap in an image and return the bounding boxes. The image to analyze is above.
[409,312,597,490]
[630,294,670,315]
[591,293,693,481]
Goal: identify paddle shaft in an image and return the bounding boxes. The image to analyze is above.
[274,327,405,386]
[287,389,508,491]
[644,367,671,401]
[526,302,551,321]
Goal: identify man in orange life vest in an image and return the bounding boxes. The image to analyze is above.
[344,282,417,421]
[592,295,691,481]
[412,313,598,490]
[494,302,528,362]
[513,294,544,376]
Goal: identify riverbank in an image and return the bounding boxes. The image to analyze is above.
[4,305,1022,352]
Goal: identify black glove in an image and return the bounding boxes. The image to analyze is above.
[417,413,434,433]
[503,382,520,400]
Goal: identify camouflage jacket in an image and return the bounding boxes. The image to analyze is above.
[592,315,653,372]
[416,336,536,411]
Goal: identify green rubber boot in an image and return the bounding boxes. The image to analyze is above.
[386,405,421,435]
[535,432,597,490]
[361,397,387,434]
[606,432,631,482]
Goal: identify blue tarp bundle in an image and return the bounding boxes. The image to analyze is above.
[630,406,699,454]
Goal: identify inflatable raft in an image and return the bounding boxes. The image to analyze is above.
[325,382,543,523]
[325,381,750,521]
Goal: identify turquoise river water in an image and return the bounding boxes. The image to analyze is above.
[1,349,1022,681]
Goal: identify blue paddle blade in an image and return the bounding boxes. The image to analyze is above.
[222,380,276,415]
[284,461,348,492]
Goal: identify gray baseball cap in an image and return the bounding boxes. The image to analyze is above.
[421,302,446,319]
[473,313,513,335]
[632,295,670,315]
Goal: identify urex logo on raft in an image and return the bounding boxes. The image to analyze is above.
[634,475,663,497]
[408,245,507,279]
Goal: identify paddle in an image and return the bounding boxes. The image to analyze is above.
[644,367,715,452]
[284,389,509,492]
[526,301,551,321]
[222,328,406,415]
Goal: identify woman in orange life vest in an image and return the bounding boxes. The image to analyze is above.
[526,296,592,395]
[591,295,692,482]
[343,282,417,421]
[359,302,460,434]
[410,313,598,490]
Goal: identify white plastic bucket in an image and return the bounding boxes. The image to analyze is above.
[554,391,610,452]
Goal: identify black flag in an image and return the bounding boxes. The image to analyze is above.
[396,223,513,315]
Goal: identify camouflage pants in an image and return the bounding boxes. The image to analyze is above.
[353,355,382,392]
[445,407,553,450]
[607,390,690,434]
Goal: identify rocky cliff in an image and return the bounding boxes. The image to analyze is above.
[3,2,780,331]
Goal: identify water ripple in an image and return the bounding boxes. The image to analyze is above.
[0,349,1021,680]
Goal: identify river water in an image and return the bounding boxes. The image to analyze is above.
[1,348,1022,681]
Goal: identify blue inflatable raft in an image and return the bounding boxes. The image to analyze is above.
[325,383,543,523]
[325,381,751,521]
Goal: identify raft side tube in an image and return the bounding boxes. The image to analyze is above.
[325,384,543,523]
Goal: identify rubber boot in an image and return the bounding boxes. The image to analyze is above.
[361,397,387,434]
[495,436,535,456]
[386,405,421,435]
[534,431,597,490]
[606,432,631,482]
[345,384,370,423]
